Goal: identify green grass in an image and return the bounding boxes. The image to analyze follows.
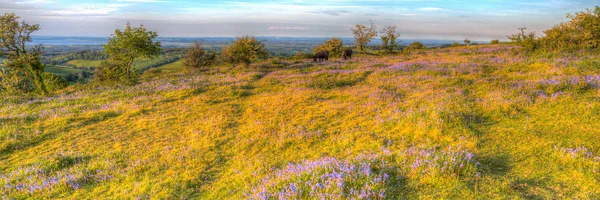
[44,66,88,77]
[66,60,103,68]
[154,59,184,71]
[1,44,600,199]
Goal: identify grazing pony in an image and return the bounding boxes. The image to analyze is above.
[313,50,329,62]
[343,48,353,60]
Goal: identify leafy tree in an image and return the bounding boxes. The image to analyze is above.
[452,42,460,47]
[490,40,500,44]
[221,36,269,67]
[313,38,343,57]
[507,27,539,52]
[183,41,215,68]
[100,23,161,83]
[463,39,471,47]
[381,25,401,53]
[352,21,378,53]
[0,13,48,95]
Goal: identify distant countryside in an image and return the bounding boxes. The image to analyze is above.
[1,1,600,199]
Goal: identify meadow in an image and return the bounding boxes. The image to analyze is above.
[1,44,600,199]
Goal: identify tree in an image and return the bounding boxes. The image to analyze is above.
[463,39,471,47]
[542,6,600,50]
[182,41,215,68]
[380,36,389,52]
[352,21,377,53]
[221,36,269,67]
[381,25,401,53]
[403,42,425,54]
[0,13,48,95]
[313,38,343,57]
[452,42,460,47]
[490,40,500,44]
[101,23,161,83]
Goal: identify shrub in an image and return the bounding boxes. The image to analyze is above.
[94,61,131,84]
[313,38,343,57]
[491,40,500,44]
[542,6,600,51]
[42,72,68,92]
[183,41,215,68]
[221,36,269,67]
[0,68,35,94]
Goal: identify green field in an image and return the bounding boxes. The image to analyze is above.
[154,59,184,71]
[44,66,88,77]
[2,44,600,199]
[66,60,103,68]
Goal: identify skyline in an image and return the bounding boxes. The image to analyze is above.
[1,0,598,40]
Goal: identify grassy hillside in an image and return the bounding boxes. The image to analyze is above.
[1,44,600,199]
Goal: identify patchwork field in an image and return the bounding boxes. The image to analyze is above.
[1,44,600,199]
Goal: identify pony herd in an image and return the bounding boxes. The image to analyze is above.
[313,48,353,62]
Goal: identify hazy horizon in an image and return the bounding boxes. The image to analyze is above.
[1,0,598,40]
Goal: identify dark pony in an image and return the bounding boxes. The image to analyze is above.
[313,50,329,62]
[343,48,353,60]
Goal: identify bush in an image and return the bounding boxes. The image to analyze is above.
[313,38,343,57]
[183,41,215,68]
[94,61,133,84]
[491,40,500,44]
[0,68,35,94]
[42,72,68,92]
[542,6,600,51]
[221,36,269,67]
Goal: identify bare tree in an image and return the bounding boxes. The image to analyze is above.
[381,25,401,53]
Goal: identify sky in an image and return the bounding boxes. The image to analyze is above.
[0,0,598,40]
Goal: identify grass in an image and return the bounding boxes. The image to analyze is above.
[66,60,103,68]
[44,66,89,77]
[154,59,184,72]
[1,44,600,199]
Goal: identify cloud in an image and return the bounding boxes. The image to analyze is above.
[49,4,131,16]
[418,7,442,11]
[268,26,309,30]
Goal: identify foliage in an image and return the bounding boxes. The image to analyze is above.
[221,36,269,67]
[313,38,343,57]
[42,72,68,92]
[352,21,378,52]
[182,41,215,68]
[490,40,500,44]
[464,39,471,46]
[100,23,161,83]
[507,27,539,52]
[381,25,401,53]
[452,42,460,47]
[403,42,426,54]
[0,67,34,94]
[94,61,130,84]
[0,13,48,95]
[542,6,600,51]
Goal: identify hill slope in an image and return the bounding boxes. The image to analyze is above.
[2,44,600,199]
